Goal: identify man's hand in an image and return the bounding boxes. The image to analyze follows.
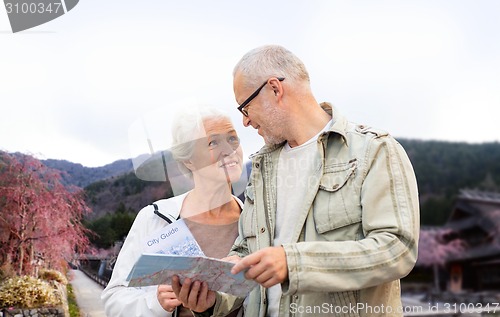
[156,284,182,313]
[171,275,216,313]
[230,246,288,288]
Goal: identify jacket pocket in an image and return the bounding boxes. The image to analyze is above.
[313,160,361,236]
[240,183,257,252]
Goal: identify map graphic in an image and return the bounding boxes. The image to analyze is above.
[126,253,257,297]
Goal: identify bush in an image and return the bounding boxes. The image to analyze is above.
[39,269,68,285]
[0,275,60,308]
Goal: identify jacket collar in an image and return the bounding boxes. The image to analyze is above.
[320,102,348,144]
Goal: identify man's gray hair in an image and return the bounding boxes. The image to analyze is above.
[233,45,310,88]
[170,106,231,177]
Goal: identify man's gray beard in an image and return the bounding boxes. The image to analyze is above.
[261,101,286,145]
[264,135,285,146]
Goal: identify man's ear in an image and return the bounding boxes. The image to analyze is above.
[269,78,283,98]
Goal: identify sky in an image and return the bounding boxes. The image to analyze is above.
[1,0,499,167]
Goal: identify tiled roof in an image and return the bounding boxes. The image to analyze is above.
[458,189,500,204]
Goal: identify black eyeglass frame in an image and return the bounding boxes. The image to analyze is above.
[237,77,285,117]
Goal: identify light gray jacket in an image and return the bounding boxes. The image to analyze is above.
[209,103,420,317]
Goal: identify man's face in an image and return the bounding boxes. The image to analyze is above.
[233,73,286,145]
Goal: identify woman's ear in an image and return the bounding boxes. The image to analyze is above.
[183,160,195,172]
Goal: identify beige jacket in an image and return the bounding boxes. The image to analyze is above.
[209,103,420,317]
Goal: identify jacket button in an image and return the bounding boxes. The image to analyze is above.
[254,162,260,169]
[260,227,266,233]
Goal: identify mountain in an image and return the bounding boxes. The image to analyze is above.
[82,158,250,220]
[40,155,180,219]
[8,138,500,226]
[84,172,173,220]
[3,139,500,249]
[76,139,500,226]
[41,158,134,188]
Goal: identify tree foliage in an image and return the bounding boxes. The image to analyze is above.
[0,152,92,277]
[399,140,500,225]
[84,171,171,220]
[83,203,136,249]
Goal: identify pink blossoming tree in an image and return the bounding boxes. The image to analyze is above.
[0,152,92,276]
[417,228,467,291]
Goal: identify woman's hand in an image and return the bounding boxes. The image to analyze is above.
[171,275,216,313]
[157,284,182,313]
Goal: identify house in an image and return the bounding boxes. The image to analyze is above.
[444,189,500,292]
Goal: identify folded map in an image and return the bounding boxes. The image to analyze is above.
[126,253,257,297]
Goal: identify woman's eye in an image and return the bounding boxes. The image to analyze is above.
[228,136,239,144]
[208,140,219,147]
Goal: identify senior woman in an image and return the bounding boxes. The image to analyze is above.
[102,107,245,317]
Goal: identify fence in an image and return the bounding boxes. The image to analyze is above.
[77,258,111,288]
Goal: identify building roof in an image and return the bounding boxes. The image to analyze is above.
[444,189,500,262]
[458,189,500,204]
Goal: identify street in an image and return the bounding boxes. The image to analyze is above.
[69,269,107,317]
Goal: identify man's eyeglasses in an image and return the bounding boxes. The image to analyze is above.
[237,77,285,117]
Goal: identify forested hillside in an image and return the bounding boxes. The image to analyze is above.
[42,158,133,187]
[5,139,499,248]
[84,172,172,219]
[79,139,500,228]
[399,139,500,224]
[82,172,173,247]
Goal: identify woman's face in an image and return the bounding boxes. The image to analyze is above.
[186,117,244,184]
